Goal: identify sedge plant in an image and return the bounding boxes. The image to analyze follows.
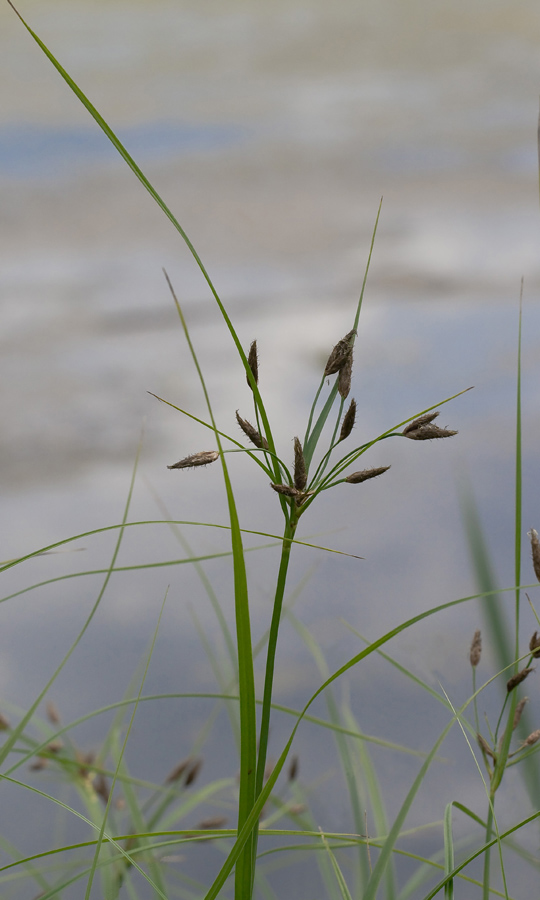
[6,3,540,899]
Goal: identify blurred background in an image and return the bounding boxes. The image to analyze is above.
[2,0,540,896]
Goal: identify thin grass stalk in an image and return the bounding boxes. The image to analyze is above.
[252,520,297,873]
[514,286,523,665]
[163,273,258,897]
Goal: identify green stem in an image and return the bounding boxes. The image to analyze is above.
[252,519,297,873]
[482,801,494,900]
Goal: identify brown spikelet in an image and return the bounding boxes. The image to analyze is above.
[197,816,228,830]
[270,482,303,499]
[339,399,357,442]
[46,740,63,754]
[29,757,48,772]
[403,412,440,433]
[513,697,529,729]
[529,631,540,658]
[477,733,496,760]
[345,466,390,484]
[403,411,458,440]
[77,750,95,779]
[521,729,540,748]
[236,411,268,449]
[528,529,540,582]
[337,352,353,399]
[246,340,259,389]
[293,437,307,490]
[165,758,191,784]
[94,774,110,804]
[46,701,61,725]
[507,666,535,693]
[469,630,482,667]
[184,758,202,787]
[288,755,299,782]
[168,451,220,470]
[324,329,356,376]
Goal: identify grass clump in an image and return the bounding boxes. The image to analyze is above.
[3,3,540,899]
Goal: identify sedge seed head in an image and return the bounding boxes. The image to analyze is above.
[345,465,390,484]
[236,411,268,449]
[337,352,353,398]
[168,451,220,470]
[530,631,540,658]
[324,329,356,376]
[270,483,302,499]
[507,666,535,693]
[528,529,540,582]
[246,340,259,389]
[339,399,357,442]
[403,411,457,440]
[513,697,529,730]
[522,729,540,747]
[469,630,482,667]
[293,437,307,490]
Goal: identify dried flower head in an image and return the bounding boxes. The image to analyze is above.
[528,529,540,582]
[288,755,299,782]
[530,631,540,659]
[165,758,191,784]
[246,340,259,389]
[270,483,303,499]
[513,697,529,730]
[324,329,356,377]
[197,816,228,830]
[0,713,10,731]
[236,411,268,449]
[403,412,458,441]
[469,630,482,667]
[94,774,110,804]
[184,758,202,787]
[521,729,540,748]
[507,666,535,693]
[293,437,307,491]
[46,701,61,725]
[338,351,353,399]
[168,451,220,470]
[477,733,496,760]
[339,399,357,442]
[345,466,390,484]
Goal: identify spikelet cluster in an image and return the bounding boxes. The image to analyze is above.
[403,412,458,441]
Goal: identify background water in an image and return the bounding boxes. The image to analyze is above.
[2,1,540,897]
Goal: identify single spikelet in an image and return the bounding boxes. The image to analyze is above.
[46,701,61,725]
[507,666,535,693]
[338,351,353,398]
[236,411,268,449]
[0,712,10,731]
[529,631,540,658]
[168,451,220,470]
[270,483,303,499]
[165,757,202,786]
[246,339,259,389]
[521,729,540,748]
[94,774,110,804]
[293,437,307,490]
[184,758,202,786]
[288,755,299,782]
[345,465,390,484]
[469,630,482,667]
[197,816,228,830]
[403,412,458,441]
[513,697,529,730]
[324,329,356,376]
[165,758,191,784]
[338,399,357,442]
[477,733,495,760]
[528,529,540,582]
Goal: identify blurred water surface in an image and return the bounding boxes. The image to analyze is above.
[2,1,540,897]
